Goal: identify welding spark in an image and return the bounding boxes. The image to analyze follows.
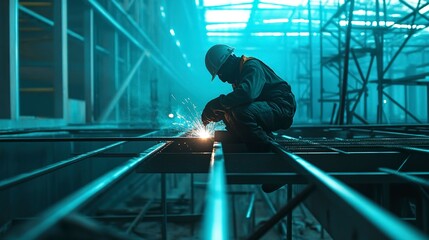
[171,95,217,139]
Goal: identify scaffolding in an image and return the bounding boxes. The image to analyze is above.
[319,0,429,124]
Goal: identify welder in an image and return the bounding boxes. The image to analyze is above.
[201,44,296,151]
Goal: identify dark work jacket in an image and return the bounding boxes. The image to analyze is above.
[219,55,294,113]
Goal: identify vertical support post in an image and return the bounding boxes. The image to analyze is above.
[190,173,195,235]
[319,0,324,122]
[338,0,354,125]
[427,85,429,123]
[114,32,120,121]
[375,0,384,124]
[53,0,68,119]
[308,0,313,120]
[84,7,94,123]
[287,184,293,240]
[0,0,19,119]
[161,173,167,240]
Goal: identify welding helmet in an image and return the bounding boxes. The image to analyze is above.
[205,44,235,80]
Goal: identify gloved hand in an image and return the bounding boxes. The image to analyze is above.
[201,96,225,126]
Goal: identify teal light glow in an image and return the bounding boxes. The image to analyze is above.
[169,29,175,36]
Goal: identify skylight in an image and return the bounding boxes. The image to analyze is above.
[205,10,251,23]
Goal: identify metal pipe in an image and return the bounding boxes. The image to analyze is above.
[248,185,315,240]
[270,141,428,239]
[202,142,229,240]
[0,131,156,190]
[379,168,429,188]
[8,140,174,240]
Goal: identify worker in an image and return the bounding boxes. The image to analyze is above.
[201,44,296,152]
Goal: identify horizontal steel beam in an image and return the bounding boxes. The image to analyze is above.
[137,151,418,174]
[379,167,429,188]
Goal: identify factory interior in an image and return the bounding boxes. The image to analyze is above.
[1,0,429,239]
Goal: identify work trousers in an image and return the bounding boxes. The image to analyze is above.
[222,93,296,144]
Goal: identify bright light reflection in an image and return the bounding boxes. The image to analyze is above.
[194,126,212,139]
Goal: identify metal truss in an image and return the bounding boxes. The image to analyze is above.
[1,125,428,239]
[319,0,429,124]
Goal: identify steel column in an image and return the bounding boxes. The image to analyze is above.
[84,7,95,123]
[53,0,68,119]
[0,0,19,119]
[375,0,384,124]
[338,0,354,125]
[308,0,313,120]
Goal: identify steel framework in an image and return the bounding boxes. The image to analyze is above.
[0,125,428,239]
[319,0,429,124]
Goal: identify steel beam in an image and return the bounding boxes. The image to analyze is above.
[338,0,354,125]
[0,131,157,190]
[202,142,229,240]
[84,7,95,123]
[53,0,68,119]
[379,168,429,188]
[270,141,427,239]
[7,140,173,240]
[0,0,19,119]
